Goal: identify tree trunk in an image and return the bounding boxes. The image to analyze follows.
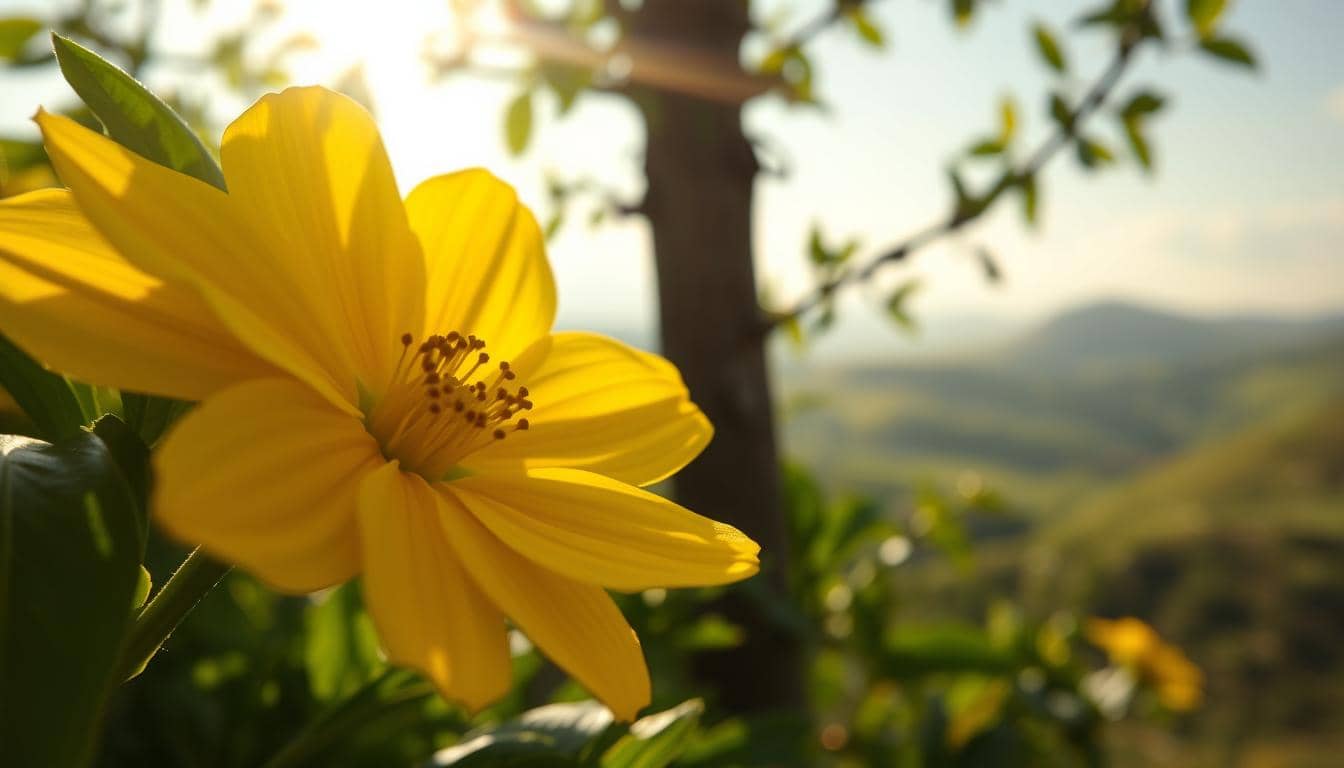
[627,1,805,715]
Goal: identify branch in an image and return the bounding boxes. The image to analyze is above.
[760,31,1142,335]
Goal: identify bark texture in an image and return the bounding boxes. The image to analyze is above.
[627,0,805,714]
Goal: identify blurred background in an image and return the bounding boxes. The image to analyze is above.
[1,1,1341,766]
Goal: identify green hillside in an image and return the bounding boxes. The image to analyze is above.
[1026,399,1344,765]
[781,303,1344,515]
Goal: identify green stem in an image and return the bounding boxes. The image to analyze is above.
[116,547,231,681]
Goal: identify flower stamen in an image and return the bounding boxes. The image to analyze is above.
[368,331,534,479]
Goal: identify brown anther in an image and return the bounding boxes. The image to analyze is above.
[516,418,530,431]
[454,401,465,412]
[427,388,440,398]
[496,389,507,400]
[472,338,486,350]
[493,428,506,440]
[499,361,511,370]
[517,386,529,397]
[446,331,460,343]
[475,381,487,391]
[476,413,487,427]
[476,392,486,402]
[503,370,517,380]
[519,398,533,409]
[401,332,414,346]
[421,358,435,372]
[478,352,490,364]
[428,403,441,414]
[425,372,441,384]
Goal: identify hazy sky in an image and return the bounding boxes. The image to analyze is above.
[3,0,1341,349]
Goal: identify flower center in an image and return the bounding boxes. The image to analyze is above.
[367,331,532,479]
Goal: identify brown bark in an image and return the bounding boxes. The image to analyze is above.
[627,1,805,715]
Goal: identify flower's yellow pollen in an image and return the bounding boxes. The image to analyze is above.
[368,331,535,479]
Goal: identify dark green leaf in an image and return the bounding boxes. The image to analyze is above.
[0,334,88,442]
[505,89,534,156]
[120,393,190,447]
[1048,92,1073,131]
[1185,0,1227,38]
[1199,36,1256,68]
[1032,23,1067,73]
[601,699,703,768]
[262,669,440,768]
[1121,90,1166,119]
[432,700,619,766]
[0,17,42,62]
[0,428,143,768]
[52,33,227,190]
[1017,173,1039,226]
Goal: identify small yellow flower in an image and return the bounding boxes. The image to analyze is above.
[1086,617,1203,712]
[0,86,759,720]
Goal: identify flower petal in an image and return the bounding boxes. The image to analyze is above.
[463,333,711,487]
[405,170,554,361]
[221,87,425,391]
[449,468,759,592]
[0,189,273,400]
[436,487,649,721]
[36,108,357,412]
[154,378,383,593]
[357,463,510,711]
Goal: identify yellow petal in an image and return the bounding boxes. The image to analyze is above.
[357,463,510,712]
[221,87,425,391]
[405,170,554,361]
[436,487,649,721]
[36,108,357,413]
[450,468,759,592]
[0,189,273,400]
[154,378,383,593]
[463,333,711,487]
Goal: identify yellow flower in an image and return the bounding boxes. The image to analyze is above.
[0,86,759,720]
[1086,617,1203,712]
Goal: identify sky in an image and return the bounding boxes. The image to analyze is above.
[2,0,1342,356]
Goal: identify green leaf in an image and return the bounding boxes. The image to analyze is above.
[432,700,621,766]
[304,582,383,701]
[967,138,1005,157]
[1032,23,1067,73]
[120,393,190,447]
[951,0,976,28]
[0,17,42,62]
[1121,90,1166,119]
[844,7,885,48]
[1185,0,1227,38]
[998,96,1018,144]
[1199,36,1256,68]
[1017,173,1039,226]
[1048,92,1073,131]
[504,89,534,156]
[0,334,88,442]
[51,33,227,190]
[0,427,144,768]
[262,669,441,768]
[541,63,591,115]
[1123,117,1153,171]
[884,280,921,332]
[601,699,703,768]
[881,625,1017,679]
[1075,136,1115,168]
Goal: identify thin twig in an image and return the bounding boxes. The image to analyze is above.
[760,32,1142,335]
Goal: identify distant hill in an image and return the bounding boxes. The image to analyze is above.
[781,300,1344,513]
[1002,300,1344,375]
